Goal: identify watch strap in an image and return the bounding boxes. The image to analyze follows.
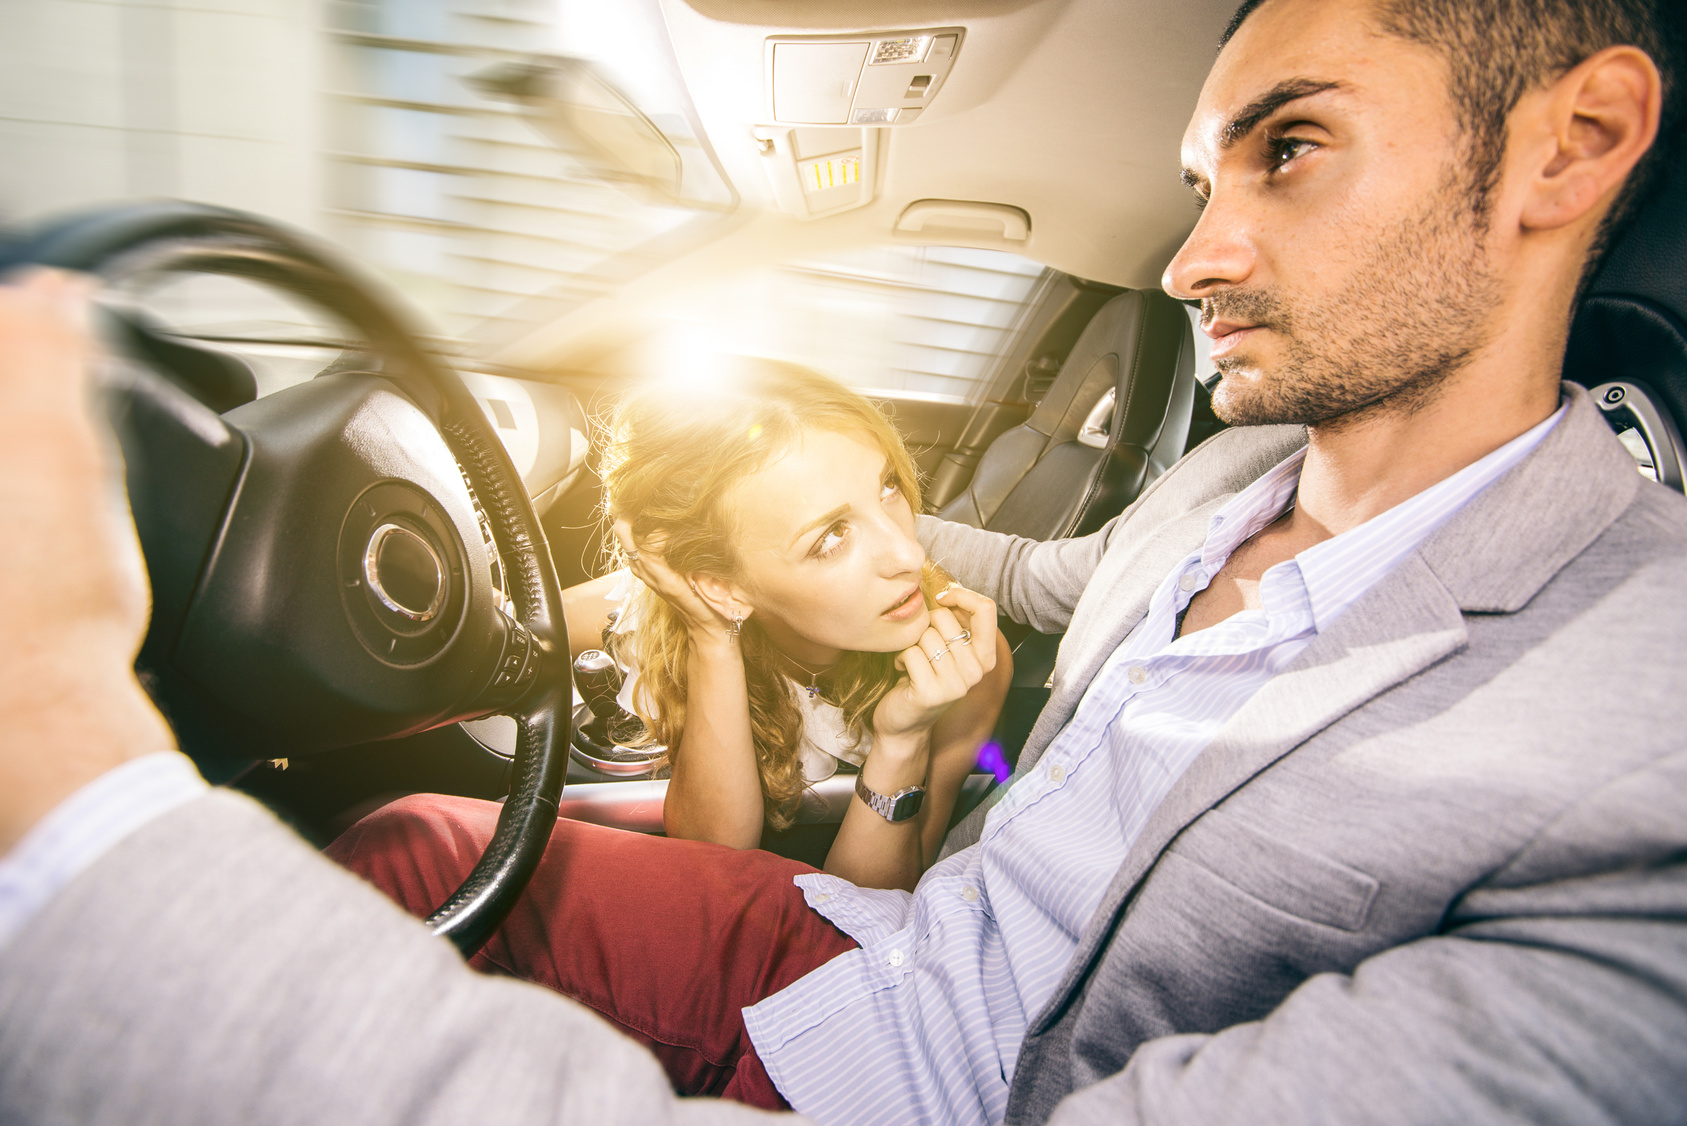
[855,774,926,822]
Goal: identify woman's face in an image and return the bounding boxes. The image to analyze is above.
[723,428,929,664]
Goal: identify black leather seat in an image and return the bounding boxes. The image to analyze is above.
[938,288,1197,538]
[1563,165,1687,492]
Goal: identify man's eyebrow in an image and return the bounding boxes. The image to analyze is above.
[1220,78,1345,149]
[791,503,850,548]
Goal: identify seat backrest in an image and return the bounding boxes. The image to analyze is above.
[938,288,1196,539]
[1563,164,1687,493]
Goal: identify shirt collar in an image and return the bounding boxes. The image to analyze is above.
[1197,401,1568,634]
[1198,444,1307,576]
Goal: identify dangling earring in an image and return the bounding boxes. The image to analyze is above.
[728,615,743,644]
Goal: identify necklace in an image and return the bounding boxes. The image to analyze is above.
[778,651,837,699]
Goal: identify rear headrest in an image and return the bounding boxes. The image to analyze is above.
[1563,162,1687,490]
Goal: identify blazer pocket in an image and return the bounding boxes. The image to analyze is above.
[1172,810,1380,932]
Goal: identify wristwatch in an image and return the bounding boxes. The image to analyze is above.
[855,774,926,822]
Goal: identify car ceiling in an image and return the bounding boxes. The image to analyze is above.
[493,0,1235,374]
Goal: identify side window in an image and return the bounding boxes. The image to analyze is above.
[648,245,1049,402]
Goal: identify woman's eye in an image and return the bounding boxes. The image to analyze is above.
[881,479,901,502]
[813,524,848,558]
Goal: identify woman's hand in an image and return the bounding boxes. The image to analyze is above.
[611,517,735,646]
[871,585,999,751]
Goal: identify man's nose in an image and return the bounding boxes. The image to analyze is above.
[1162,199,1255,301]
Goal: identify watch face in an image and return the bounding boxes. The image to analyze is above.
[889,789,926,821]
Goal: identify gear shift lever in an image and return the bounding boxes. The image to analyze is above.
[569,646,663,776]
[573,649,630,745]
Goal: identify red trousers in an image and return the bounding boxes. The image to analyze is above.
[326,794,857,1109]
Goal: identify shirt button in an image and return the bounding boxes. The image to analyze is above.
[961,886,979,903]
[813,893,831,904]
[1179,573,1197,591]
[886,949,905,967]
[1049,764,1066,783]
[1128,666,1148,685]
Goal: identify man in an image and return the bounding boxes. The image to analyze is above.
[2,2,1684,1125]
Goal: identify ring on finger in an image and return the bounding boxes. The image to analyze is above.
[944,629,972,646]
[930,646,950,663]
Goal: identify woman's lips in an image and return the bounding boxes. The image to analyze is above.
[882,586,924,621]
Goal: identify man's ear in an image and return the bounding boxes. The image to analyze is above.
[689,572,754,624]
[1521,45,1662,232]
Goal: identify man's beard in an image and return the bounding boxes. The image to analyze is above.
[1204,176,1502,429]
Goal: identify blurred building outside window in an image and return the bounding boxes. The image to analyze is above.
[324,0,733,344]
[2,0,1043,405]
[639,244,1051,403]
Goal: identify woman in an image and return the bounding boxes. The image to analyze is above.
[327,362,1010,1105]
[559,359,1009,886]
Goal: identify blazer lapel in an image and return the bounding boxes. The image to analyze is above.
[1027,382,1641,1035]
[1027,555,1467,1033]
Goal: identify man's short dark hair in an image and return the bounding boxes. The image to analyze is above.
[1221,0,1687,272]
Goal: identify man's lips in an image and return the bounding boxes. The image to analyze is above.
[1205,319,1263,359]
[882,585,924,621]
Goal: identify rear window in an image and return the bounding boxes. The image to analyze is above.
[636,245,1049,403]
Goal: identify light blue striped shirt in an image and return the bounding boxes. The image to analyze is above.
[745,403,1565,1126]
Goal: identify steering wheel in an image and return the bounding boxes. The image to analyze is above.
[1,202,569,957]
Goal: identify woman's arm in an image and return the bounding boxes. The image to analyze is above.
[561,572,621,662]
[606,521,766,850]
[823,588,1002,891]
[916,628,1012,868]
[661,634,763,849]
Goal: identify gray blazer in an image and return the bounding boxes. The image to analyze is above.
[2,384,1682,1125]
[920,382,1687,1124]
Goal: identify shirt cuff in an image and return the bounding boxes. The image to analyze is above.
[0,751,208,951]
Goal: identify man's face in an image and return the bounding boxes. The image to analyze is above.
[1165,0,1504,428]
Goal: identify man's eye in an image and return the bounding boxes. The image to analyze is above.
[1269,137,1314,171]
[814,524,848,558]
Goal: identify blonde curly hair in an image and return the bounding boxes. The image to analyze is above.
[598,359,952,831]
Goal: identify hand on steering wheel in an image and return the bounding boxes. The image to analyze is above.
[4,202,571,958]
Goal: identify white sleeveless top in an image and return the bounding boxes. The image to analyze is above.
[605,571,869,783]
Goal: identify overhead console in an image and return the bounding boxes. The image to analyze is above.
[765,28,963,126]
[755,28,964,220]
